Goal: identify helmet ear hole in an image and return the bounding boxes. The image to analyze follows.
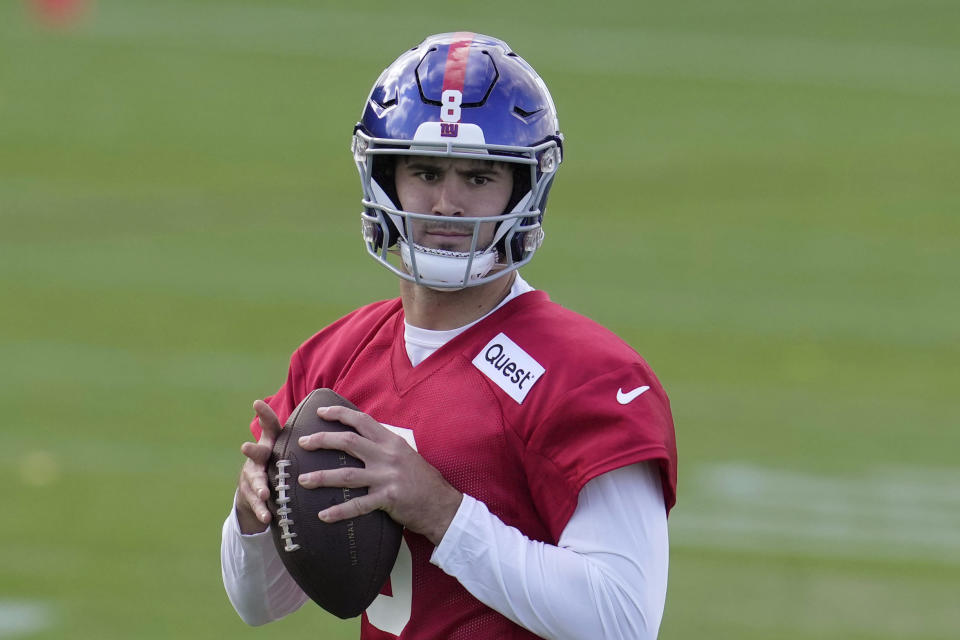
[505,164,531,214]
[507,216,541,262]
[500,164,533,261]
[508,227,526,263]
[372,157,400,211]
[366,214,400,250]
[368,155,401,249]
[383,216,400,248]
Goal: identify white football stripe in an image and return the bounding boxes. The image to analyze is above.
[0,600,54,637]
[670,464,960,565]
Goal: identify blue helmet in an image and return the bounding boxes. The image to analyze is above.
[352,32,563,289]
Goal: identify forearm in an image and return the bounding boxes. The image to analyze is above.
[431,463,668,640]
[220,499,309,626]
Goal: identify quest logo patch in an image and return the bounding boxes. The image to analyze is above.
[471,333,545,404]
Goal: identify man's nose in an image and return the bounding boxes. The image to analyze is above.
[432,178,464,217]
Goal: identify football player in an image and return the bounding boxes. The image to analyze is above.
[222,32,678,640]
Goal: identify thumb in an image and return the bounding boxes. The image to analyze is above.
[253,399,283,445]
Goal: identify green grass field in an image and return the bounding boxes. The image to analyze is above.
[2,1,958,638]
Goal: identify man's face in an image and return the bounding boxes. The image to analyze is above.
[394,156,514,254]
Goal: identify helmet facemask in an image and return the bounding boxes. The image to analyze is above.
[354,130,559,290]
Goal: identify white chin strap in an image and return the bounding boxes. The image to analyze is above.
[399,241,498,289]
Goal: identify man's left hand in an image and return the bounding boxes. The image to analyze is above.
[296,405,463,546]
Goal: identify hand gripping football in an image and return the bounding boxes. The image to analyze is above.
[267,388,402,619]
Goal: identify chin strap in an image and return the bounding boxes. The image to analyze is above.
[399,241,498,289]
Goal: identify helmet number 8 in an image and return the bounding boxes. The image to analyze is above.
[440,90,462,123]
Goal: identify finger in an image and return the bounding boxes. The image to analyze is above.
[298,466,369,490]
[242,490,271,524]
[241,441,272,467]
[318,494,378,524]
[254,399,283,443]
[238,479,272,524]
[297,429,378,461]
[240,458,272,502]
[316,405,389,442]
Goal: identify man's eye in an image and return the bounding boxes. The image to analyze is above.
[470,176,489,186]
[419,172,438,182]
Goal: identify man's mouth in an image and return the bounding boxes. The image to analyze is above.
[422,227,472,239]
[426,233,470,240]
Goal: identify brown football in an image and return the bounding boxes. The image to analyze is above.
[267,388,402,619]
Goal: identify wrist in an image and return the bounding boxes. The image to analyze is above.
[425,488,464,546]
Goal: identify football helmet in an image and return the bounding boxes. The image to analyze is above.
[353,32,563,289]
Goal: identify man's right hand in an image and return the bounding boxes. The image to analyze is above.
[235,399,283,534]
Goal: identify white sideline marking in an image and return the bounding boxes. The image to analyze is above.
[670,464,960,564]
[0,600,54,637]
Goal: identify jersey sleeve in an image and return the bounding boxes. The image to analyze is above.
[520,363,677,541]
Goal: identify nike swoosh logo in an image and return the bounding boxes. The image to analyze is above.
[617,386,650,404]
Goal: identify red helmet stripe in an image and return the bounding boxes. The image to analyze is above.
[441,32,475,94]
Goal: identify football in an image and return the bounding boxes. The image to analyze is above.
[267,388,402,619]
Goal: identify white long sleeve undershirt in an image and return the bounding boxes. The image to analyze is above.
[431,462,668,639]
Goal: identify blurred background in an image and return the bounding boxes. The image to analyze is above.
[1,0,958,638]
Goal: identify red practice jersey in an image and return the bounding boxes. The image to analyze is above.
[252,290,677,640]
